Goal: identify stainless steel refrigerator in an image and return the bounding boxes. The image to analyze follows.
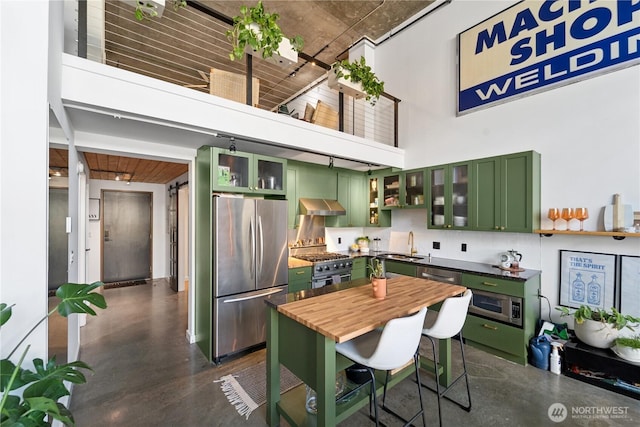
[212,196,288,362]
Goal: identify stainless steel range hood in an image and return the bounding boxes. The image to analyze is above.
[299,198,346,216]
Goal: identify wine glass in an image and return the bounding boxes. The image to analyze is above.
[575,208,589,231]
[561,208,575,230]
[547,208,560,230]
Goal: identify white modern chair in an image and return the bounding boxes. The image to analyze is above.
[336,307,428,427]
[421,289,473,427]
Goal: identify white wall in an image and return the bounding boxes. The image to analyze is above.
[0,1,50,365]
[87,179,169,283]
[374,0,640,322]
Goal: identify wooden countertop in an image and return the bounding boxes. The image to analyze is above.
[277,276,466,343]
[288,257,313,269]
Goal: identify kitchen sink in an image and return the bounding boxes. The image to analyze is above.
[379,253,424,262]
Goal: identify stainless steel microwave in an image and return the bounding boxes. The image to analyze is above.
[468,289,523,327]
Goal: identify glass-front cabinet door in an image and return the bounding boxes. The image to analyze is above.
[428,162,470,229]
[382,173,402,208]
[403,169,426,208]
[367,175,391,226]
[210,148,286,195]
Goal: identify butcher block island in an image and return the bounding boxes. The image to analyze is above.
[265,276,467,427]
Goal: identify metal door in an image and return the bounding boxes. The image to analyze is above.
[103,191,152,283]
[48,188,68,290]
[168,185,178,291]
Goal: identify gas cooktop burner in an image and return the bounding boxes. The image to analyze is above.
[294,252,350,263]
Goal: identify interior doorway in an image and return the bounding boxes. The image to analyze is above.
[102,190,152,283]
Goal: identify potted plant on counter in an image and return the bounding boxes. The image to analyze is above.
[356,236,370,253]
[226,0,304,67]
[369,258,386,300]
[557,305,640,349]
[328,57,385,106]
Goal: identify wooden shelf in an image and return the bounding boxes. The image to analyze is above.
[535,229,640,240]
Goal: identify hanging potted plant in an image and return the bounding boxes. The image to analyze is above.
[557,305,640,349]
[369,258,387,300]
[328,57,385,106]
[128,0,187,21]
[226,1,304,67]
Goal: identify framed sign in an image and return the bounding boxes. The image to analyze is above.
[559,250,616,310]
[620,255,640,317]
[457,0,640,114]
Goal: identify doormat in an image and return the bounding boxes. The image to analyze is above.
[103,279,148,289]
[215,361,302,420]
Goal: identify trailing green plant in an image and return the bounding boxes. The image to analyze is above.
[0,282,107,426]
[226,1,304,61]
[615,335,640,349]
[134,0,187,21]
[557,305,640,331]
[331,57,385,106]
[368,258,385,279]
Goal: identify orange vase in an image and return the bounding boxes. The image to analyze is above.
[372,278,387,300]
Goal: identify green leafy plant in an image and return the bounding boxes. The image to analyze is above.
[368,258,385,279]
[226,1,304,61]
[356,236,370,243]
[331,57,385,106]
[134,0,187,21]
[615,335,640,349]
[1,282,107,426]
[557,305,640,331]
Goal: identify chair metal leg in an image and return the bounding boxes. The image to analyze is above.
[379,351,426,427]
[414,352,427,427]
[367,367,379,427]
[420,333,473,427]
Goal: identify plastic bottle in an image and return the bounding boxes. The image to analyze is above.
[550,342,562,375]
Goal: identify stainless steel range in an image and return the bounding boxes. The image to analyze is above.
[291,250,353,288]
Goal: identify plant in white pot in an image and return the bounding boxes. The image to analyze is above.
[557,305,640,349]
[356,236,370,253]
[226,1,304,67]
[613,335,640,362]
[328,57,384,106]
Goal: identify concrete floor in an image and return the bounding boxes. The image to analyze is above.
[65,279,639,426]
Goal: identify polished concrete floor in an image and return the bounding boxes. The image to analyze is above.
[63,279,639,426]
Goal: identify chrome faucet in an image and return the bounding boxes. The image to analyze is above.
[408,231,417,255]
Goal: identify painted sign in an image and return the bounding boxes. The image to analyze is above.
[457,0,640,114]
[559,250,616,310]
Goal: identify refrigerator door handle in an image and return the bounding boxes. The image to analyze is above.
[257,215,264,276]
[250,216,255,279]
[222,288,284,303]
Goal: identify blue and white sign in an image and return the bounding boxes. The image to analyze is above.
[559,250,616,310]
[458,0,640,114]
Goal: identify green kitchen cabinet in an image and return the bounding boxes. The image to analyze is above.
[351,257,367,280]
[381,169,427,210]
[383,260,417,277]
[366,174,391,227]
[461,272,540,365]
[326,172,367,227]
[293,161,338,200]
[470,151,540,233]
[288,266,312,293]
[209,147,286,196]
[286,166,299,229]
[427,161,471,230]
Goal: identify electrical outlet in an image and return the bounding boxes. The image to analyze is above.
[433,241,440,250]
[338,237,342,244]
[461,243,467,252]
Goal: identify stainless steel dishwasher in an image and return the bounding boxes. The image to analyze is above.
[416,266,462,285]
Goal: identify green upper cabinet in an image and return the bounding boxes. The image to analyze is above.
[286,166,299,229]
[471,151,540,232]
[381,169,427,210]
[210,147,286,196]
[294,161,338,200]
[326,171,367,227]
[366,174,391,227]
[427,161,471,229]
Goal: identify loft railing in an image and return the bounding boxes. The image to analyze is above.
[71,0,399,147]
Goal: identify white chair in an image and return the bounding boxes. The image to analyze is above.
[421,289,473,427]
[336,307,428,427]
